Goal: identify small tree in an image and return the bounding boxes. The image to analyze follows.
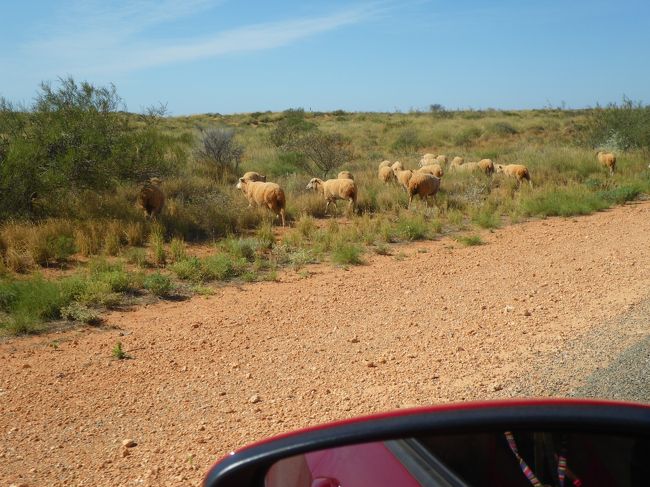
[195,128,244,182]
[289,131,353,178]
[268,108,316,148]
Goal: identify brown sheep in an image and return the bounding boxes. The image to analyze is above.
[408,172,441,208]
[337,170,354,180]
[495,164,532,188]
[391,161,404,172]
[137,178,165,220]
[451,156,464,166]
[241,171,266,182]
[478,158,495,175]
[378,165,395,184]
[236,178,286,226]
[394,169,414,191]
[418,163,444,178]
[596,151,616,175]
[306,177,357,214]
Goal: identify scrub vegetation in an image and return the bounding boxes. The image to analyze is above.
[1,78,649,334]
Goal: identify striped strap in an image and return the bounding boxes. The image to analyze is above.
[504,431,543,487]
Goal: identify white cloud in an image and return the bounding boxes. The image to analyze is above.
[21,1,385,76]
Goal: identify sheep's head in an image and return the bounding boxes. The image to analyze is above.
[495,164,505,173]
[236,177,246,190]
[306,178,321,191]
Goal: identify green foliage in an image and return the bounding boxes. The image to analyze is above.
[456,235,484,246]
[395,214,430,241]
[195,128,244,182]
[391,128,422,152]
[60,302,101,325]
[521,186,610,217]
[0,77,185,219]
[268,108,316,147]
[143,272,174,297]
[332,242,364,265]
[286,130,353,178]
[586,97,650,155]
[112,341,128,359]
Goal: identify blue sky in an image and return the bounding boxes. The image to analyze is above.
[2,0,649,115]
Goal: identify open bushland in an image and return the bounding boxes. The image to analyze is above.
[1,80,650,334]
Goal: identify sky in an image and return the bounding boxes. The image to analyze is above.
[1,0,649,115]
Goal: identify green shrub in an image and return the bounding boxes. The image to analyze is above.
[332,242,364,265]
[60,302,102,325]
[143,272,174,297]
[522,186,609,217]
[395,214,429,241]
[456,235,484,246]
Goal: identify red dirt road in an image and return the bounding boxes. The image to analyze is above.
[2,202,650,486]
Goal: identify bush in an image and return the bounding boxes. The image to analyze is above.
[391,128,422,152]
[143,272,174,297]
[0,77,183,219]
[332,242,364,265]
[195,128,244,182]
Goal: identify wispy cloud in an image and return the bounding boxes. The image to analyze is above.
[22,1,386,76]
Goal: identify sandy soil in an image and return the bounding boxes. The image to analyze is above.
[2,201,649,486]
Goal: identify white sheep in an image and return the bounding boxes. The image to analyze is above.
[417,164,444,178]
[408,172,441,208]
[378,165,395,184]
[337,170,354,180]
[495,164,532,188]
[451,156,464,167]
[391,161,404,172]
[306,177,357,214]
[596,151,616,176]
[236,178,286,226]
[241,171,267,182]
[378,160,392,169]
[394,169,414,191]
[478,159,495,176]
[419,153,437,167]
[436,154,448,165]
[451,161,481,173]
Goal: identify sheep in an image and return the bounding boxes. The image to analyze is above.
[306,177,357,214]
[417,163,444,178]
[451,161,481,173]
[495,164,532,187]
[451,156,465,167]
[478,158,495,175]
[378,160,392,169]
[391,161,404,172]
[596,151,616,175]
[419,153,437,167]
[137,178,165,220]
[408,172,441,208]
[436,154,448,165]
[236,178,286,226]
[394,169,414,191]
[241,171,266,182]
[337,170,354,180]
[378,165,395,184]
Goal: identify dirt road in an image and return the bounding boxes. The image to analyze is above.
[2,201,649,486]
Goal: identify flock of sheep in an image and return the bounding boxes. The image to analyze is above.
[138,150,618,226]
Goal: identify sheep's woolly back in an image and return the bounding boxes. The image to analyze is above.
[496,164,532,187]
[408,172,440,206]
[395,169,414,190]
[237,180,286,226]
[419,154,437,167]
[478,159,495,175]
[452,161,480,173]
[378,160,392,169]
[378,166,395,183]
[138,180,165,218]
[391,161,404,172]
[451,156,464,166]
[337,171,354,180]
[418,164,444,178]
[596,151,616,174]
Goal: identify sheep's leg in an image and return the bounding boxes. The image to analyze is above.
[407,194,413,209]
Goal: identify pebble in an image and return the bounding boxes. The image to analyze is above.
[249,394,261,404]
[122,439,137,448]
[504,305,515,313]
